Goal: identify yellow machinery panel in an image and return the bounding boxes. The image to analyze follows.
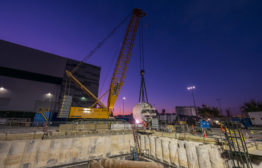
[69,107,109,119]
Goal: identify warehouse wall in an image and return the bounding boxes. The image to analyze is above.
[0,40,66,77]
[0,76,59,112]
[0,40,101,114]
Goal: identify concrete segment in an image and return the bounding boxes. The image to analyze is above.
[59,138,72,163]
[71,138,82,161]
[161,138,170,163]
[124,134,133,154]
[0,141,11,168]
[21,140,40,168]
[178,141,188,168]
[140,135,145,151]
[185,142,199,168]
[87,136,98,159]
[168,139,179,167]
[93,136,104,157]
[144,135,150,154]
[196,144,212,168]
[78,137,89,161]
[5,141,26,168]
[149,136,155,157]
[110,135,121,156]
[48,139,61,166]
[35,139,51,167]
[208,145,225,168]
[155,138,163,161]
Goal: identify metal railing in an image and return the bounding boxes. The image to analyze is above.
[1,119,260,143]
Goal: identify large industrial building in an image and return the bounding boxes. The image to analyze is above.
[0,40,100,120]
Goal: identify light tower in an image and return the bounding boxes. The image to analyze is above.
[122,96,126,115]
[187,86,198,116]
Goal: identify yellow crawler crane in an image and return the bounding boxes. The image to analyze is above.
[65,9,145,119]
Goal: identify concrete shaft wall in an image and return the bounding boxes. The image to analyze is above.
[0,134,134,168]
[139,134,226,168]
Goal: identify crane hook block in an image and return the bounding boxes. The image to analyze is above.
[133,8,146,17]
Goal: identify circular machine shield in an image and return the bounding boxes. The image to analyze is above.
[132,103,156,123]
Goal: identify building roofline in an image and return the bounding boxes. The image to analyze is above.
[0,39,101,70]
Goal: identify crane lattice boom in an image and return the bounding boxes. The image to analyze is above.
[107,9,145,114]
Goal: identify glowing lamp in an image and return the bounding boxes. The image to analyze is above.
[46,92,52,97]
[187,85,196,91]
[83,108,91,114]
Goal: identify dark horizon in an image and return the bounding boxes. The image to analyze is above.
[1,0,262,115]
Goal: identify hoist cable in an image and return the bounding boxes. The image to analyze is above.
[99,45,120,99]
[141,18,145,70]
[139,18,145,70]
[71,12,132,74]
[138,18,149,103]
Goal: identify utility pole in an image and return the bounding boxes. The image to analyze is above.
[216,98,223,116]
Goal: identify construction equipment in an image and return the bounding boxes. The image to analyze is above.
[132,103,156,124]
[224,121,253,168]
[63,9,146,119]
[37,107,49,121]
[132,125,141,159]
[132,13,156,126]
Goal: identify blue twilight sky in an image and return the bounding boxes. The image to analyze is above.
[0,0,262,115]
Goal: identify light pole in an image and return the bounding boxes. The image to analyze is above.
[187,86,198,116]
[216,98,223,116]
[45,92,53,105]
[44,92,53,121]
[122,96,126,115]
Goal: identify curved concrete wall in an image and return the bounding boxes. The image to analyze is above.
[0,134,134,168]
[139,135,225,168]
[1,132,260,168]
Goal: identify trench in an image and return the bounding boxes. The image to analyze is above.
[0,130,262,168]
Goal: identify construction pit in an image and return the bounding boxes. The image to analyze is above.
[0,122,262,168]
